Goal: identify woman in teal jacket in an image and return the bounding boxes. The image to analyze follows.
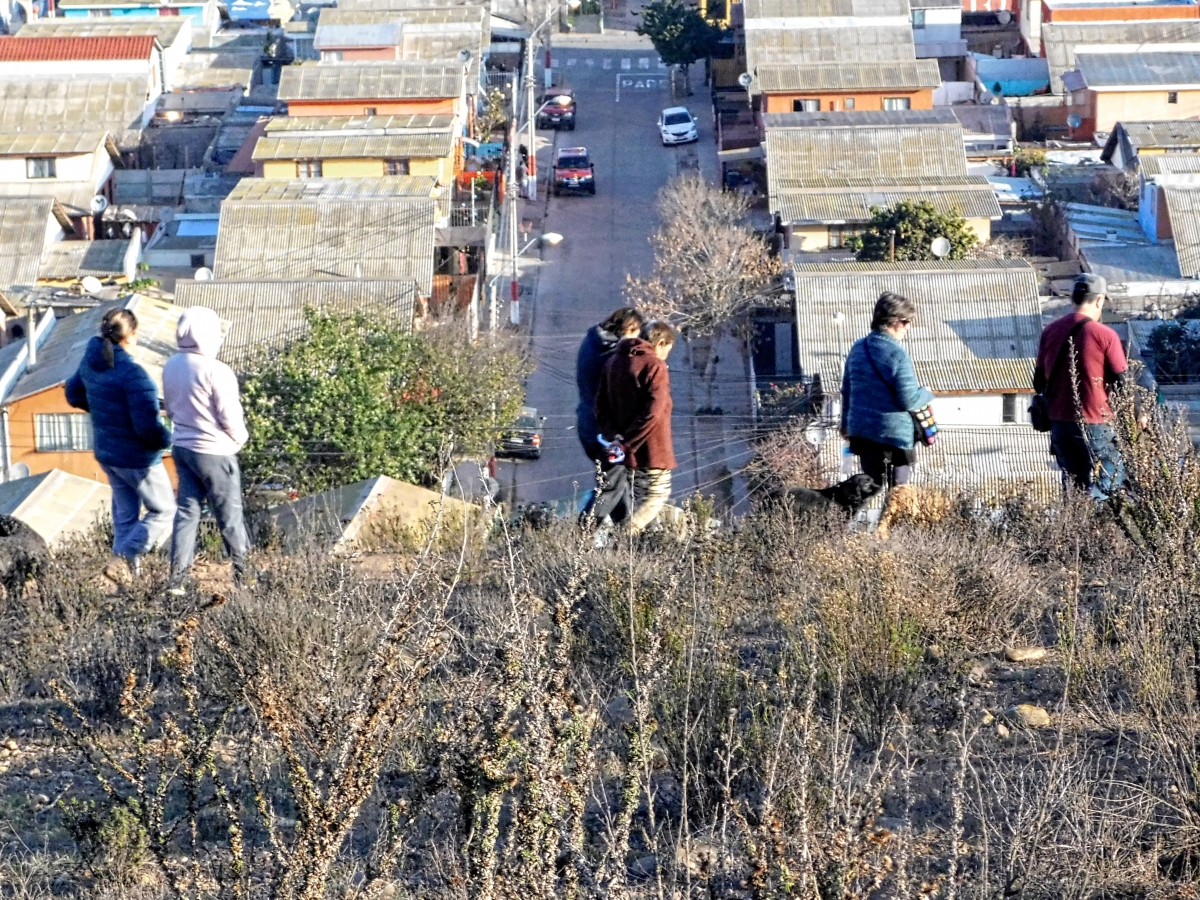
[839,292,934,487]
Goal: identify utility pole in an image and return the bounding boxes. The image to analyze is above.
[527,35,538,202]
[508,45,527,325]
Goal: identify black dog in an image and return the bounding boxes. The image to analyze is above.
[780,473,881,520]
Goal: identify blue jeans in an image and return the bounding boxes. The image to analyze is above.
[100,462,176,561]
[1050,421,1125,499]
[170,446,249,580]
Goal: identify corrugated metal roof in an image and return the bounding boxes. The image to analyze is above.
[15,18,187,45]
[319,8,407,24]
[0,74,150,150]
[756,59,938,91]
[7,293,182,403]
[743,0,908,17]
[226,175,439,201]
[38,240,132,280]
[763,109,956,129]
[0,131,107,156]
[173,278,418,366]
[0,180,103,217]
[176,49,260,90]
[0,35,156,61]
[747,24,916,72]
[1138,153,1200,175]
[278,62,464,101]
[314,22,405,50]
[1121,120,1200,150]
[1076,50,1200,89]
[1164,187,1200,276]
[766,123,968,190]
[792,259,1041,394]
[0,469,111,549]
[0,199,55,296]
[253,131,453,159]
[339,0,484,8]
[1042,21,1200,93]
[266,113,455,132]
[815,426,1061,500]
[212,199,436,294]
[773,183,1001,223]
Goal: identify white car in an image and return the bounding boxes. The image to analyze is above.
[658,106,698,145]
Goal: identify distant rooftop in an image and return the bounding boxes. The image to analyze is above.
[754,59,939,92]
[0,35,157,61]
[1073,49,1200,89]
[1042,21,1200,93]
[278,62,465,102]
[0,73,151,150]
[225,175,439,202]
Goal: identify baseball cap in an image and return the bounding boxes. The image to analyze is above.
[1073,273,1107,303]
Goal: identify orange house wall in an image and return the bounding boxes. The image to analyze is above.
[763,89,935,114]
[8,387,177,486]
[332,47,400,60]
[1044,2,1199,21]
[287,98,458,116]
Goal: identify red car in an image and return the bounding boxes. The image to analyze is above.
[552,147,595,196]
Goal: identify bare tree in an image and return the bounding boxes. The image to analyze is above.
[627,173,782,338]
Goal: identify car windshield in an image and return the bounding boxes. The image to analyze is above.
[664,112,691,126]
[558,156,588,168]
[515,415,539,429]
[546,94,573,106]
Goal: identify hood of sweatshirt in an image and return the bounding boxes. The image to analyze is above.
[176,307,223,358]
[83,335,117,373]
[617,337,655,359]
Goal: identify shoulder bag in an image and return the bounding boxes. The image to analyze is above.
[862,338,939,447]
[1029,319,1088,433]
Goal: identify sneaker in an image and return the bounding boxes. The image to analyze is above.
[102,556,134,586]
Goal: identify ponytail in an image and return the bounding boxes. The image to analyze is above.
[99,308,137,369]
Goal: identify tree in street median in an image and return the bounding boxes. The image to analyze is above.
[847,199,977,262]
[636,0,720,85]
[238,311,530,494]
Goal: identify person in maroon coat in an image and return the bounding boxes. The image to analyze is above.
[595,321,677,533]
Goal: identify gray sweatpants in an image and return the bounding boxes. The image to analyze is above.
[170,445,249,580]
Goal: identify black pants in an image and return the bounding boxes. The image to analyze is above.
[849,436,915,488]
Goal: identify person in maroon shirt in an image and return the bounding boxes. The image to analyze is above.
[1034,273,1128,497]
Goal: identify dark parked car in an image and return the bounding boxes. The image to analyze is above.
[553,147,595,196]
[496,406,545,459]
[537,89,576,130]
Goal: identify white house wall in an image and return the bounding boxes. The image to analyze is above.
[932,393,1028,426]
[914,7,962,44]
[0,149,114,194]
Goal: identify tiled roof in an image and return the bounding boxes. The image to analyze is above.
[38,239,134,280]
[1041,21,1200,93]
[766,123,968,192]
[773,179,1001,223]
[792,259,1041,394]
[0,131,109,156]
[173,278,418,366]
[1138,153,1200,176]
[278,62,464,102]
[816,426,1061,500]
[253,131,454,160]
[212,199,436,294]
[0,199,56,297]
[1075,50,1200,89]
[226,175,439,202]
[1163,187,1200,276]
[755,59,939,92]
[15,18,188,46]
[0,35,156,61]
[0,74,151,150]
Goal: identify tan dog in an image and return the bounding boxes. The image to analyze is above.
[875,485,956,539]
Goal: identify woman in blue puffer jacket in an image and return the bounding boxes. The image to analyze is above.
[839,292,934,489]
[66,307,175,583]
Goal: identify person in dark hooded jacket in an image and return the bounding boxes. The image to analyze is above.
[65,307,174,583]
[576,307,643,527]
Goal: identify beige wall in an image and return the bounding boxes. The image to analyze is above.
[791,217,992,251]
[763,89,934,114]
[1095,90,1200,136]
[261,154,452,182]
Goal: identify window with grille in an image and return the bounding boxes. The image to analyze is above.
[828,225,861,249]
[386,159,410,175]
[1002,394,1017,423]
[26,157,56,179]
[883,97,911,111]
[35,414,94,452]
[844,97,855,110]
[296,160,323,178]
[321,50,343,62]
[364,107,378,115]
[911,8,925,27]
[792,98,819,112]
[1169,92,1179,104]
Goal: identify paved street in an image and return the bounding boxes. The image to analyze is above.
[497,33,754,514]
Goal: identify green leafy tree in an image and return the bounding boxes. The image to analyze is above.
[846,199,977,262]
[636,0,720,83]
[239,311,529,493]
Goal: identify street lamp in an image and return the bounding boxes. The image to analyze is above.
[487,232,564,331]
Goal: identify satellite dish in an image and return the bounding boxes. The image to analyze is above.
[737,72,753,88]
[80,276,104,294]
[1068,113,1082,129]
[194,267,214,281]
[931,236,952,258]
[9,462,30,482]
[457,47,472,63]
[996,10,1011,24]
[118,207,138,220]
[90,195,109,214]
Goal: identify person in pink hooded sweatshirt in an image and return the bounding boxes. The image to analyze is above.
[162,307,251,592]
